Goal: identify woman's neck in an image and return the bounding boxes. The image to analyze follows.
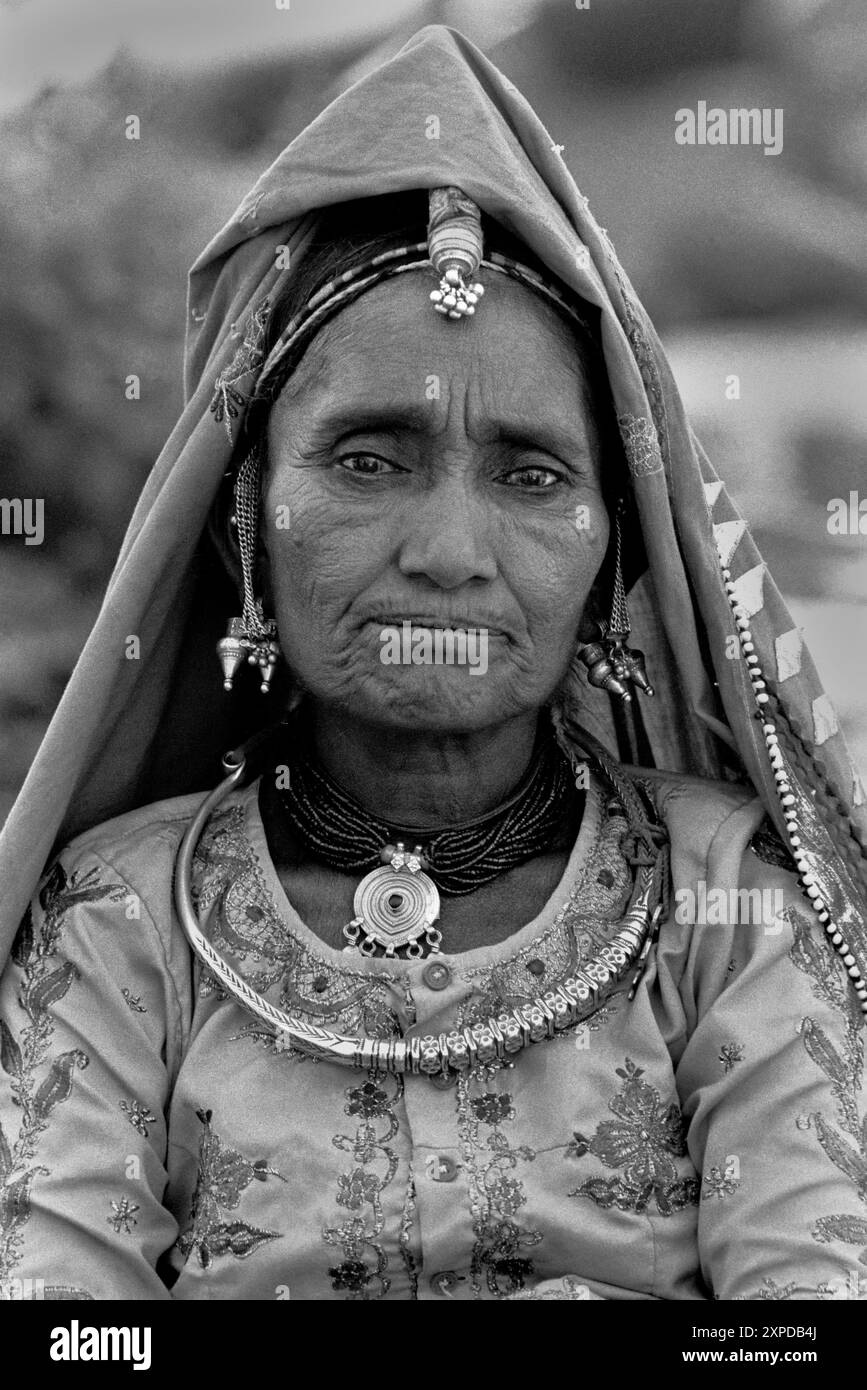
[304,704,542,828]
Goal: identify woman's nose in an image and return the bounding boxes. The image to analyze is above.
[396,480,497,589]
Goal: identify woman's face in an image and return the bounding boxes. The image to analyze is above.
[262,272,610,733]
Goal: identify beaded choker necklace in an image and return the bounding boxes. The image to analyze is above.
[277,734,580,892]
[276,734,583,959]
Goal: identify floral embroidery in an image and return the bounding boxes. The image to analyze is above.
[822,1270,867,1299]
[119,1100,156,1138]
[210,296,271,440]
[509,1275,590,1301]
[336,1170,381,1209]
[567,1059,699,1216]
[718,1043,744,1073]
[397,1164,419,1300]
[609,260,670,471]
[193,805,405,1050]
[470,1092,513,1127]
[346,1080,391,1121]
[786,908,867,1265]
[323,1071,403,1300]
[618,414,663,478]
[0,1282,96,1301]
[0,860,125,1282]
[702,1160,740,1200]
[456,1070,542,1297]
[460,784,631,1024]
[778,763,867,977]
[107,1198,140,1234]
[557,1003,618,1051]
[177,1108,287,1269]
[736,1277,796,1301]
[120,989,146,1013]
[328,1259,372,1293]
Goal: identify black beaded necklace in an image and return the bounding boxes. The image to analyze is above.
[276,730,584,898]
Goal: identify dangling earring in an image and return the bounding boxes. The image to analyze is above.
[216,447,281,694]
[577,498,654,703]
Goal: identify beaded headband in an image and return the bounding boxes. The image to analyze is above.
[254,248,595,400]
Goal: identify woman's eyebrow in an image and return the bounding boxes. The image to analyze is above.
[305,405,591,459]
[485,423,594,461]
[305,405,433,444]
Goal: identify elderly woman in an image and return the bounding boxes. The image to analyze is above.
[1,27,866,1303]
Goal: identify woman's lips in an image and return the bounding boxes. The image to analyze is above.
[365,616,508,638]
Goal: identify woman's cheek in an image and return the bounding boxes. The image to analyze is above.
[269,535,350,620]
[566,488,609,550]
[514,523,607,651]
[519,511,607,596]
[263,507,393,646]
[261,473,336,551]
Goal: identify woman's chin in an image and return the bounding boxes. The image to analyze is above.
[327,664,522,732]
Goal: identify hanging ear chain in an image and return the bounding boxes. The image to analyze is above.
[232,449,267,638]
[576,497,654,702]
[216,448,281,694]
[608,496,631,636]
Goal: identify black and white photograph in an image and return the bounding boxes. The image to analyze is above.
[0,0,866,1339]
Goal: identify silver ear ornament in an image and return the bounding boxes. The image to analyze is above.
[577,499,654,703]
[216,449,280,694]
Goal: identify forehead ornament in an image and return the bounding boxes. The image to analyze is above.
[245,186,592,405]
[427,186,485,319]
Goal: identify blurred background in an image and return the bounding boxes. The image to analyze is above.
[0,0,865,823]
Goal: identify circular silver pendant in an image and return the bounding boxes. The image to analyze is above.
[351,863,441,957]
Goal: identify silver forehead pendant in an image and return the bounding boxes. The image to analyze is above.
[344,842,442,959]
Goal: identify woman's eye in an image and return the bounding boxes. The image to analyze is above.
[337,453,399,476]
[502,465,564,489]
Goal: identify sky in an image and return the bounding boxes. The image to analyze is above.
[0,0,545,114]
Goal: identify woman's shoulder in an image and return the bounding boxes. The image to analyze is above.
[55,784,252,900]
[623,763,762,827]
[619,763,778,880]
[622,762,758,811]
[26,787,253,996]
[62,791,207,870]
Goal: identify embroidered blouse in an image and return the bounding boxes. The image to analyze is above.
[1,767,865,1302]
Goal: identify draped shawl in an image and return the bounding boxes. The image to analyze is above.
[0,25,864,978]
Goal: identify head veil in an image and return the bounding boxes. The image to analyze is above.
[1,26,865,992]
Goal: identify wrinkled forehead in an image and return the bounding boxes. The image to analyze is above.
[268,271,601,453]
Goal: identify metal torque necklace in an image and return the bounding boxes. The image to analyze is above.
[172,718,669,1082]
[276,732,583,959]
